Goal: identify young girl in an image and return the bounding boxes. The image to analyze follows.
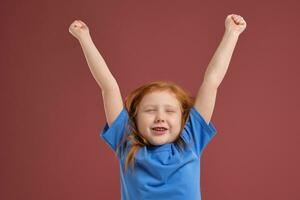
[69,14,246,200]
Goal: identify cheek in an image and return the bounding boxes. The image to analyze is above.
[171,115,182,129]
[137,114,152,130]
[170,113,181,121]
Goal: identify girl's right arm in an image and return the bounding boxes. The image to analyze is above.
[69,20,123,126]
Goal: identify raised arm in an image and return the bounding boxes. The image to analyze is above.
[69,20,123,126]
[194,14,247,124]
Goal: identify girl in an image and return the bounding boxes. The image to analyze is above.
[69,14,246,200]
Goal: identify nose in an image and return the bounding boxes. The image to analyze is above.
[155,118,165,123]
[155,111,165,123]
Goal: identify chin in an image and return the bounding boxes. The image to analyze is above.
[151,140,168,146]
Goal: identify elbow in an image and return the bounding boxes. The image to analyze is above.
[203,76,220,89]
[99,78,120,92]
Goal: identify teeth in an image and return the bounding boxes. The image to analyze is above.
[153,127,167,131]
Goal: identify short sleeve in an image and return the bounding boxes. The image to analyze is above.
[100,107,129,153]
[181,106,217,156]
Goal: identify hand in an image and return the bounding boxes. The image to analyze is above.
[69,20,90,41]
[225,14,247,35]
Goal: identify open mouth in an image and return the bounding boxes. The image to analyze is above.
[151,127,168,135]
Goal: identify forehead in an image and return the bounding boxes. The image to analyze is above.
[139,90,180,108]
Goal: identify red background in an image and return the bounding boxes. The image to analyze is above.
[1,0,300,200]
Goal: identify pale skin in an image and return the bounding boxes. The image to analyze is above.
[195,14,246,125]
[69,14,247,145]
[136,90,183,146]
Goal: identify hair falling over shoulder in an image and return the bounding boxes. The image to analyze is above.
[116,80,195,173]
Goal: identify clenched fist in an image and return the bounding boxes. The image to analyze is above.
[69,20,90,40]
[225,14,247,35]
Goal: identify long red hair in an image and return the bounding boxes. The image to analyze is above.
[116,80,195,172]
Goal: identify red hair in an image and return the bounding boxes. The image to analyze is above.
[116,80,195,172]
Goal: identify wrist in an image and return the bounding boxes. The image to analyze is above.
[78,33,92,43]
[224,29,240,37]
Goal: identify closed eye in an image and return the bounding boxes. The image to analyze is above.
[145,109,176,113]
[145,109,156,112]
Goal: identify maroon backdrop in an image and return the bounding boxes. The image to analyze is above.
[1,0,300,199]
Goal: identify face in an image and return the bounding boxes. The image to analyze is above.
[136,90,183,146]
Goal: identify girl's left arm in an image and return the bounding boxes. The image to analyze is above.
[194,14,247,124]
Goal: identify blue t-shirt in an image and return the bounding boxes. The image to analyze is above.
[100,106,217,200]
